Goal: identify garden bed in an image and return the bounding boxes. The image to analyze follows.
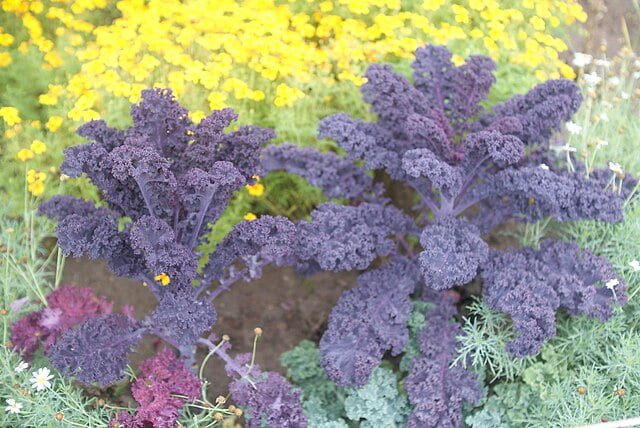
[2,1,640,427]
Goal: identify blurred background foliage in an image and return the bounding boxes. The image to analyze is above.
[0,0,586,240]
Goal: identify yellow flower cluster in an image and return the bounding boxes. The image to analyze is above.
[1,0,109,70]
[0,0,586,211]
[0,106,20,125]
[12,0,584,122]
[16,139,47,162]
[26,169,47,196]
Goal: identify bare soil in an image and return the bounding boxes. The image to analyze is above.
[578,0,639,53]
[62,258,356,392]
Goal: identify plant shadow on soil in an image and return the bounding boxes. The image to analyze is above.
[62,258,356,398]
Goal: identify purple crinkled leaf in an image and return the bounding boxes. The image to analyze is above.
[412,45,496,131]
[129,215,198,288]
[483,79,582,145]
[296,202,415,273]
[49,314,142,386]
[406,292,483,428]
[481,240,626,357]
[145,290,216,348]
[203,215,297,282]
[113,347,201,428]
[320,258,419,386]
[10,285,112,359]
[262,144,372,199]
[230,371,307,428]
[418,217,488,290]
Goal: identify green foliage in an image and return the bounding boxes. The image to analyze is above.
[281,340,409,427]
[343,367,409,428]
[399,300,432,372]
[0,207,112,427]
[464,56,640,424]
[302,397,349,428]
[455,299,534,382]
[280,339,345,419]
[569,54,640,175]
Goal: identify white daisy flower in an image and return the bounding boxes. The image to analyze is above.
[565,121,582,135]
[595,59,611,68]
[583,71,602,86]
[629,260,640,272]
[609,162,624,175]
[608,76,621,86]
[561,143,577,153]
[621,91,630,100]
[14,361,28,373]
[572,52,593,68]
[539,163,550,170]
[600,112,609,122]
[633,71,640,79]
[605,278,620,300]
[30,367,54,392]
[4,399,22,414]
[596,139,609,147]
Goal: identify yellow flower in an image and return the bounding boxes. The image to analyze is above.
[422,0,444,11]
[26,169,46,183]
[44,51,64,68]
[319,1,333,12]
[46,115,63,132]
[246,182,264,196]
[39,93,58,105]
[153,273,171,286]
[26,169,46,196]
[30,139,46,154]
[0,33,14,46]
[274,83,305,108]
[17,149,34,162]
[0,51,11,67]
[0,106,21,125]
[208,92,227,110]
[189,110,206,124]
[28,180,45,196]
[244,213,257,221]
[529,16,546,31]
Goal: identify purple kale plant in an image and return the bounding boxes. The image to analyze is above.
[32,87,304,424]
[264,45,630,424]
[405,291,483,428]
[10,285,112,359]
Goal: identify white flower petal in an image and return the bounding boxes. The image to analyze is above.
[14,361,28,373]
[583,72,602,86]
[605,278,619,289]
[566,121,582,135]
[4,399,22,414]
[572,52,593,68]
